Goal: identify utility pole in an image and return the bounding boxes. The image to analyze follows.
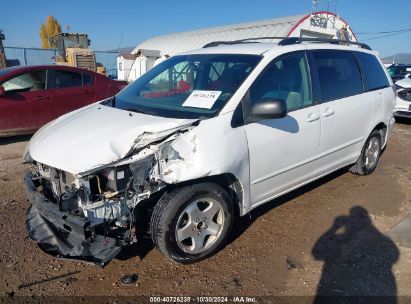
[0,30,6,69]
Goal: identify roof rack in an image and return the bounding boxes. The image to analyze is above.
[202,40,261,48]
[278,37,372,50]
[203,37,288,48]
[203,36,372,51]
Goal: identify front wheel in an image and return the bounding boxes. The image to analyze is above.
[150,182,234,264]
[349,129,382,175]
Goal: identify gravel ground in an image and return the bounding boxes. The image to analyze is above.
[0,121,410,302]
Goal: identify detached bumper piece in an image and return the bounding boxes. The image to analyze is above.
[24,172,122,267]
[394,110,411,118]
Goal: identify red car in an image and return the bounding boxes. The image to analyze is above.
[0,65,128,136]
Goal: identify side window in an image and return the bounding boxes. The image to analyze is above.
[83,73,93,85]
[312,50,363,102]
[54,70,82,89]
[2,70,46,92]
[250,52,313,112]
[207,61,255,92]
[355,52,390,91]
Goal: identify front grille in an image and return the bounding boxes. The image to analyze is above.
[398,89,411,102]
[75,54,96,71]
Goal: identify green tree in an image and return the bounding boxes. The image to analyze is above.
[40,16,62,48]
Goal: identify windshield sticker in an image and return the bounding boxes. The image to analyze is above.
[182,90,222,109]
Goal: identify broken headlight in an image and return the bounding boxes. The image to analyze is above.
[100,165,134,193]
[91,155,157,196]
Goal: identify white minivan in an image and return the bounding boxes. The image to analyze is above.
[24,38,395,266]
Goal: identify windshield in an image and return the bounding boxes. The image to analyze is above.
[110,54,261,119]
[0,66,22,78]
[63,35,89,49]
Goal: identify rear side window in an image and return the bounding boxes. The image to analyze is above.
[83,73,94,85]
[54,70,82,88]
[312,50,363,102]
[355,52,390,91]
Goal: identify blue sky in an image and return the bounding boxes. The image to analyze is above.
[1,0,411,57]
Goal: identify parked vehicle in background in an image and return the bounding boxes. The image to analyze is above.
[0,65,127,136]
[394,75,411,118]
[23,38,395,266]
[388,64,411,82]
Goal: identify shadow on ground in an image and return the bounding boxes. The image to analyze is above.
[116,237,154,261]
[395,117,411,126]
[313,206,399,303]
[0,134,32,145]
[228,168,348,245]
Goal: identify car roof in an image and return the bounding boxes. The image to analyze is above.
[0,65,98,79]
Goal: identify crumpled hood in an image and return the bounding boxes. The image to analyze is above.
[396,77,411,89]
[28,104,196,175]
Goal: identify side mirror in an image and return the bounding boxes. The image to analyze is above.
[0,86,5,96]
[251,99,287,120]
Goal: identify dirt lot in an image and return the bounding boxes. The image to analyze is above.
[0,120,411,302]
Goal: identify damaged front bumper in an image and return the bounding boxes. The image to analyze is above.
[394,91,411,118]
[24,172,122,266]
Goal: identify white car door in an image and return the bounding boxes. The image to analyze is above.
[309,50,373,175]
[244,51,321,206]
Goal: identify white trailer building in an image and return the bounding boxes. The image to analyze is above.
[117,53,136,81]
[124,11,357,82]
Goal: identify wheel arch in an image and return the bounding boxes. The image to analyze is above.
[165,173,245,218]
[373,122,388,146]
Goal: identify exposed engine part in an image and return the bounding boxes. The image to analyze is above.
[100,165,133,192]
[129,155,157,193]
[32,147,163,230]
[59,185,85,212]
[398,89,411,102]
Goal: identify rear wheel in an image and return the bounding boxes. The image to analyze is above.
[349,129,382,175]
[150,182,234,264]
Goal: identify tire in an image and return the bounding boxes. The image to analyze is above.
[349,129,382,176]
[150,182,234,264]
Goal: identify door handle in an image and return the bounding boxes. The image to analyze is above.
[323,108,335,117]
[306,113,320,122]
[33,95,48,101]
[82,90,92,95]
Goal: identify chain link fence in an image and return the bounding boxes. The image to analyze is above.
[4,47,119,79]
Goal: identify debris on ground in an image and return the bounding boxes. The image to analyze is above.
[286,256,298,270]
[121,274,139,285]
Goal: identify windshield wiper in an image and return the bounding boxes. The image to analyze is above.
[101,97,148,115]
[122,107,147,114]
[100,96,116,107]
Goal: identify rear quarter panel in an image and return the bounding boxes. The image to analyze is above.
[372,56,395,146]
[108,80,127,97]
[93,75,126,101]
[92,74,111,101]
